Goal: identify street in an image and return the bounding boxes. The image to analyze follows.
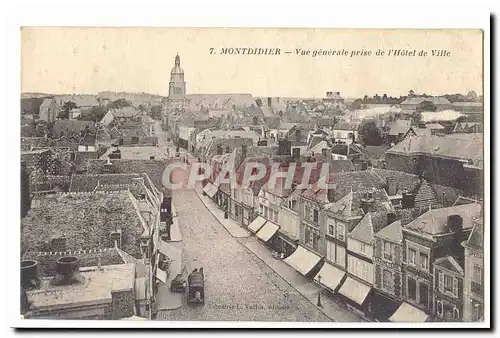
[156,188,331,322]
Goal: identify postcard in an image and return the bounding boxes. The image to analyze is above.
[17,26,488,328]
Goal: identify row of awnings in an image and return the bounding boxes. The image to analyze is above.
[282,244,428,322]
[203,182,218,198]
[248,216,280,243]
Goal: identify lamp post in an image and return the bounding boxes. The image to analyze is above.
[317,275,322,307]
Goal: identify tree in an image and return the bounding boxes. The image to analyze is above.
[416,100,437,113]
[409,89,415,97]
[350,99,363,110]
[467,90,478,102]
[363,95,369,103]
[58,101,76,119]
[382,94,388,102]
[358,121,383,146]
[108,98,131,109]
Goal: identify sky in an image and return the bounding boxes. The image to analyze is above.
[21,27,483,98]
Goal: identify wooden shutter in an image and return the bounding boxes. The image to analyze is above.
[453,277,459,297]
[438,272,444,292]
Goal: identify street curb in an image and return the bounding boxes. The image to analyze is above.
[194,187,250,239]
[239,241,339,323]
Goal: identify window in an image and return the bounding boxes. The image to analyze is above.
[305,205,311,220]
[436,301,444,317]
[419,283,429,307]
[312,232,319,251]
[383,241,395,261]
[383,269,393,290]
[313,209,319,223]
[336,246,346,267]
[420,252,429,270]
[473,265,482,284]
[444,275,454,293]
[328,224,335,236]
[337,223,345,241]
[453,307,460,320]
[305,228,312,246]
[360,243,366,254]
[408,248,417,265]
[408,277,417,301]
[259,204,263,215]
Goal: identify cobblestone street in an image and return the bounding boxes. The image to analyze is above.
[156,188,331,322]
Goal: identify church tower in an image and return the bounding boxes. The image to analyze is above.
[168,53,186,100]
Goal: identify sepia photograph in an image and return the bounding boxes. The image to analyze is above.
[15,21,489,329]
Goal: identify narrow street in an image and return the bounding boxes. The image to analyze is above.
[156,188,331,322]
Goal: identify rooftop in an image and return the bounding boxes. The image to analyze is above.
[100,146,169,160]
[389,120,412,136]
[400,96,451,106]
[463,218,483,251]
[22,191,149,258]
[376,220,403,243]
[349,211,388,244]
[404,203,482,236]
[27,263,135,310]
[386,134,483,169]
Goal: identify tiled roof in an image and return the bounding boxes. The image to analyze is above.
[413,179,438,209]
[434,256,464,275]
[349,211,388,244]
[404,203,482,235]
[376,220,403,243]
[22,247,125,277]
[400,96,451,105]
[370,168,420,195]
[386,134,483,168]
[52,120,96,137]
[22,191,149,257]
[86,159,169,191]
[389,120,412,136]
[464,218,483,250]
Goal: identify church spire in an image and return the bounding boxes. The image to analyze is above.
[175,53,180,66]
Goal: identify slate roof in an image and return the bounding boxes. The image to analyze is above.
[389,120,412,136]
[434,256,464,275]
[376,220,403,243]
[22,247,126,277]
[404,203,482,236]
[370,168,420,194]
[22,191,149,258]
[463,218,483,251]
[386,134,483,169]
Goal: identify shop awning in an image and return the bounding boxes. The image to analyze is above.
[283,245,322,276]
[207,184,218,198]
[203,182,214,194]
[248,216,267,233]
[256,221,279,242]
[389,302,429,322]
[313,262,345,292]
[338,276,371,306]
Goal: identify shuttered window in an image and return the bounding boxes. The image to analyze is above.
[438,272,444,292]
[453,277,459,298]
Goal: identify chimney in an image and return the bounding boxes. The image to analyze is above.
[401,191,415,209]
[21,260,40,290]
[292,148,301,164]
[225,146,231,154]
[360,191,375,213]
[447,215,463,233]
[278,139,292,155]
[267,97,272,107]
[51,256,83,286]
[253,116,258,125]
[242,145,248,159]
[327,187,335,203]
[386,176,397,196]
[321,148,332,163]
[216,144,223,155]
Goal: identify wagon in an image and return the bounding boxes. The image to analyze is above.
[187,268,205,305]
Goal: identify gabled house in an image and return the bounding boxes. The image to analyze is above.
[402,203,482,321]
[39,98,59,123]
[462,218,484,322]
[433,256,464,321]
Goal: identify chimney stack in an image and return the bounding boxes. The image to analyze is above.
[447,215,463,233]
[387,212,397,226]
[51,256,83,286]
[253,116,258,125]
[225,146,231,154]
[327,187,336,203]
[278,139,292,156]
[110,228,123,249]
[242,145,248,159]
[216,144,223,155]
[292,147,301,164]
[386,176,397,196]
[401,191,415,209]
[21,260,40,290]
[360,191,375,213]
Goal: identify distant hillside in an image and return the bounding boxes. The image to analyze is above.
[21,93,52,99]
[98,91,164,107]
